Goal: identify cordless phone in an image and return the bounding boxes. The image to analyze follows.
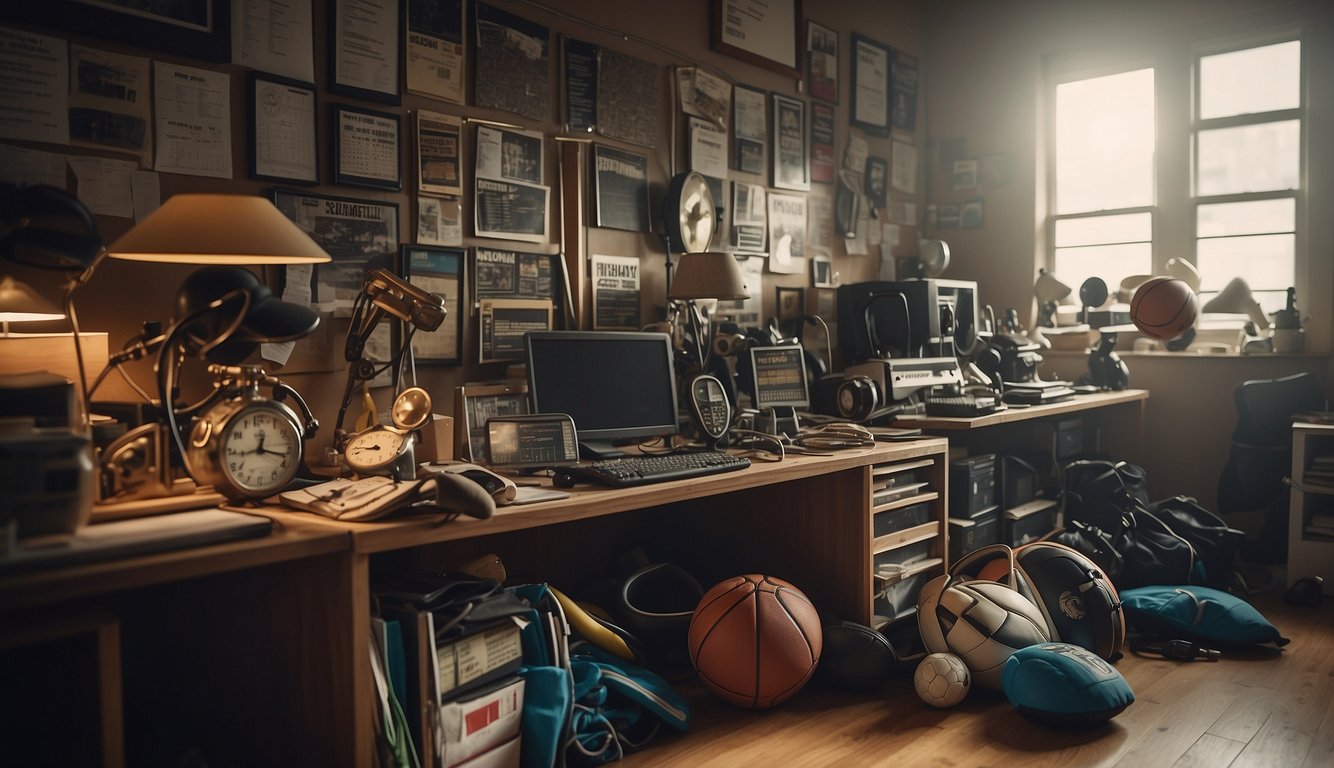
[688,374,732,449]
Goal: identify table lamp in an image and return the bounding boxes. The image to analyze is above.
[667,251,748,369]
[0,274,64,335]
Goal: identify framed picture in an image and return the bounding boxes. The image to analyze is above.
[711,0,802,78]
[850,34,891,137]
[733,84,768,176]
[772,93,809,191]
[806,21,838,104]
[403,246,464,364]
[864,156,888,211]
[776,286,805,323]
[9,0,231,61]
[333,104,402,190]
[331,0,401,104]
[453,381,529,462]
[416,110,463,197]
[812,251,836,288]
[591,144,650,232]
[248,73,318,185]
[479,298,553,363]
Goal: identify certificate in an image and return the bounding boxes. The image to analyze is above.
[249,73,318,184]
[331,0,401,103]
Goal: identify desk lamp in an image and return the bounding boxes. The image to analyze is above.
[1034,269,1071,328]
[667,251,748,370]
[0,275,64,335]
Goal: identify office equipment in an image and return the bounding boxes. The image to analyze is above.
[749,344,809,435]
[485,413,580,469]
[687,374,733,449]
[836,278,980,362]
[344,387,433,480]
[1003,498,1059,546]
[553,451,751,488]
[950,453,997,518]
[1002,384,1076,406]
[924,392,1001,418]
[525,331,679,459]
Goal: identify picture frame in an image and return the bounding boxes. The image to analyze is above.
[416,110,463,197]
[733,84,768,176]
[479,298,553,363]
[850,34,892,137]
[330,0,402,104]
[711,0,802,78]
[9,0,231,62]
[776,286,806,323]
[591,144,651,232]
[772,93,810,191]
[454,382,529,462]
[812,252,836,288]
[864,156,888,210]
[333,104,402,190]
[806,20,838,104]
[248,73,319,185]
[403,245,465,365]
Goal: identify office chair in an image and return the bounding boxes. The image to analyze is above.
[1217,372,1325,563]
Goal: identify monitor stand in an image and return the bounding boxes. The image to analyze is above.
[579,441,628,460]
[756,406,801,438]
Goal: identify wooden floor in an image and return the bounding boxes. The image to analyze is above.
[620,592,1334,768]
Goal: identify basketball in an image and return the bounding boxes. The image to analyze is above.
[688,574,823,709]
[1130,276,1198,340]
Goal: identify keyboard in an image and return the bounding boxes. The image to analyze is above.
[566,452,752,488]
[925,392,1002,418]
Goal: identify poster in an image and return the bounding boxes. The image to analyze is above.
[473,2,550,121]
[730,182,767,254]
[407,0,465,103]
[592,144,649,232]
[154,61,232,178]
[416,110,462,196]
[767,192,807,274]
[591,254,641,330]
[473,247,555,300]
[0,27,69,145]
[68,45,151,161]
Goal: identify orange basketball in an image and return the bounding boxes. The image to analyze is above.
[688,574,823,709]
[1130,276,1198,340]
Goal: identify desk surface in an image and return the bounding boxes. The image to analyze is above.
[894,388,1148,431]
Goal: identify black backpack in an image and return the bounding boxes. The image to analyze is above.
[1146,496,1246,590]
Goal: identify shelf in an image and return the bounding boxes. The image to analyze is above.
[872,490,938,514]
[872,521,939,556]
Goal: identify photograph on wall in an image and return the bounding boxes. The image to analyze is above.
[952,158,978,190]
[961,199,985,229]
[891,49,919,133]
[851,34,890,137]
[591,144,650,232]
[416,110,463,196]
[767,192,807,274]
[68,45,152,162]
[331,0,401,104]
[730,182,767,254]
[937,203,960,230]
[473,247,556,300]
[249,73,318,185]
[812,249,836,288]
[810,102,835,184]
[417,195,463,246]
[732,83,767,175]
[472,2,550,122]
[403,245,464,364]
[806,21,838,104]
[406,0,465,104]
[333,103,401,190]
[479,297,553,363]
[864,155,888,211]
[677,66,730,131]
[474,178,549,242]
[475,124,543,184]
[591,254,642,330]
[772,93,809,191]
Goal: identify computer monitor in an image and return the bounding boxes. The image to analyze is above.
[524,330,680,459]
[749,345,811,410]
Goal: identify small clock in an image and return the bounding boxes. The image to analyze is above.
[663,171,716,253]
[343,387,432,479]
[187,370,308,501]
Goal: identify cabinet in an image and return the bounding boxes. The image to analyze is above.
[1287,421,1334,594]
[868,457,947,627]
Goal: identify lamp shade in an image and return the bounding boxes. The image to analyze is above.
[668,252,747,301]
[0,275,65,323]
[1202,276,1269,330]
[108,194,331,264]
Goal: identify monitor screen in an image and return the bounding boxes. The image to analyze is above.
[749,345,810,409]
[524,330,679,459]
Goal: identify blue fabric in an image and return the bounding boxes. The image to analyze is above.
[1120,585,1288,647]
[519,665,573,768]
[1002,642,1134,726]
[566,646,690,765]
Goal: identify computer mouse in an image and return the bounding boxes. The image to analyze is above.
[428,462,518,505]
[1284,575,1324,607]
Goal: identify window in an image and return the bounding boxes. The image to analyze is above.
[1048,35,1303,317]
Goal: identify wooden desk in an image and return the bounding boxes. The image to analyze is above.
[1,439,947,767]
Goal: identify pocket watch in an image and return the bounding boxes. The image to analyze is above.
[187,365,315,501]
[343,387,432,479]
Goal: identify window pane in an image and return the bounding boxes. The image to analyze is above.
[1197,199,1294,237]
[1196,121,1300,195]
[1196,233,1294,308]
[1053,242,1152,302]
[1199,41,1300,119]
[1055,213,1152,247]
[1055,69,1155,214]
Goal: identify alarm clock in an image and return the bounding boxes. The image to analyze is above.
[343,387,432,479]
[186,365,315,501]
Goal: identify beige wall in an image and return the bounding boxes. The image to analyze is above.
[922,0,1334,511]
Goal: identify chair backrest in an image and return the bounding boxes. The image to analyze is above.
[1232,372,1325,447]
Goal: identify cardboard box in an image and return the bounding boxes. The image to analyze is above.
[417,414,455,463]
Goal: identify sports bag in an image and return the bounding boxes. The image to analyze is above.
[952,543,1124,660]
[1145,496,1245,590]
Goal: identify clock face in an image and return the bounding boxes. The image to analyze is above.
[345,427,409,473]
[220,405,302,494]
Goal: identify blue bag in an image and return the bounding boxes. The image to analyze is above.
[566,645,690,766]
[1120,585,1289,649]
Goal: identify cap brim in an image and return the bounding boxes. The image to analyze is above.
[237,294,319,342]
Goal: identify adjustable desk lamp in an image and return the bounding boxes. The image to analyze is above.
[667,251,748,371]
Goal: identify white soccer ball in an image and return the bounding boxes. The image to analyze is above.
[914,652,971,708]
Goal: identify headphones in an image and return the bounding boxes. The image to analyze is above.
[836,375,882,422]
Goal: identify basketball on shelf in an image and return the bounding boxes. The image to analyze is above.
[688,574,823,709]
[1130,276,1198,340]
[914,652,971,708]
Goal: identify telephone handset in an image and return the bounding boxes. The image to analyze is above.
[688,374,732,449]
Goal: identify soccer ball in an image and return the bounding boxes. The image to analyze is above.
[914,652,971,708]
